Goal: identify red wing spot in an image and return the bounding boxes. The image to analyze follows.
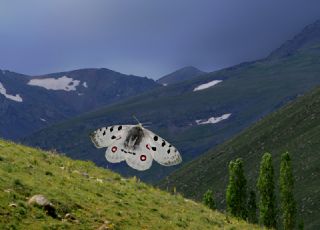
[146,144,150,150]
[111,146,117,153]
[140,155,147,161]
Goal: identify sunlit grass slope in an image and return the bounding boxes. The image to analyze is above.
[0,140,258,230]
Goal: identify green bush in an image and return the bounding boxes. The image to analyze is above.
[203,189,216,210]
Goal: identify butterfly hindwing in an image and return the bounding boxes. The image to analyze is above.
[144,129,182,166]
[125,136,153,171]
[105,143,126,163]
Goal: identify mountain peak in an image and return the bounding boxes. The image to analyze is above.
[269,19,320,58]
[157,66,206,85]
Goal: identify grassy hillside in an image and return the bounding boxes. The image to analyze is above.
[161,87,320,229]
[0,139,258,229]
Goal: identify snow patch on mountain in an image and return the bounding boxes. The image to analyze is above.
[0,82,23,102]
[196,113,231,125]
[28,76,80,91]
[193,80,222,91]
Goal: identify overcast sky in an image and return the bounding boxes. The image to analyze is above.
[0,0,320,79]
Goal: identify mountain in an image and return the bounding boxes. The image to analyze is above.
[0,70,73,140]
[161,86,320,229]
[0,68,159,140]
[23,20,320,185]
[269,19,320,59]
[157,66,206,85]
[0,139,258,229]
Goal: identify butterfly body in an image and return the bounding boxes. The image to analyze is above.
[124,126,144,150]
[90,124,182,171]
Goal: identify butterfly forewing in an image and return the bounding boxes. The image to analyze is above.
[144,129,182,166]
[90,125,134,148]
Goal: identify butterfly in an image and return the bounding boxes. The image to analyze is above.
[90,123,182,171]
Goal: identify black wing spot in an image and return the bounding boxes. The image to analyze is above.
[111,135,116,139]
[152,147,157,151]
[167,149,171,154]
[118,125,122,131]
[110,126,114,132]
[103,131,106,135]
[154,136,158,141]
[162,141,166,147]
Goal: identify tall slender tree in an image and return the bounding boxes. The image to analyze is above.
[226,158,247,220]
[280,152,297,230]
[247,190,257,224]
[203,189,216,210]
[257,153,277,228]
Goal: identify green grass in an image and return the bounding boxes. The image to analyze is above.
[0,140,259,229]
[161,86,320,229]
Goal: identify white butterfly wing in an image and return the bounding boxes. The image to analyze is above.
[144,129,182,166]
[105,142,126,163]
[125,137,153,171]
[91,124,182,170]
[90,125,134,163]
[90,125,134,148]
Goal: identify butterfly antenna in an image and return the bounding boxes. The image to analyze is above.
[133,115,142,126]
[141,121,152,128]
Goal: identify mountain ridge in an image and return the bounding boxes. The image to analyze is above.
[269,19,320,58]
[157,66,206,85]
[0,68,159,140]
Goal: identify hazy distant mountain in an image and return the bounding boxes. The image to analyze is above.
[0,68,159,139]
[23,20,320,184]
[30,68,159,112]
[157,66,206,85]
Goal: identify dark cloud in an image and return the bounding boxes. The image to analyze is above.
[0,0,320,79]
